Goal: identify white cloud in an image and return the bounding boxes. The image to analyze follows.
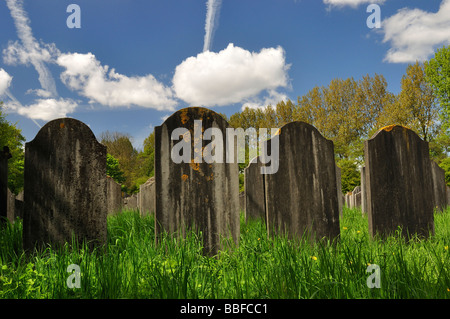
[4,0,59,96]
[57,52,177,111]
[25,88,53,98]
[242,89,289,110]
[12,98,78,121]
[323,0,385,9]
[382,0,450,63]
[0,69,13,95]
[173,43,290,107]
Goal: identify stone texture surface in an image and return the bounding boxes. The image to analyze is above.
[139,177,155,216]
[361,166,368,215]
[23,118,107,250]
[155,107,240,256]
[336,165,343,217]
[431,161,447,212]
[123,194,138,211]
[244,156,265,221]
[0,146,11,224]
[107,176,122,216]
[263,121,340,242]
[364,125,434,239]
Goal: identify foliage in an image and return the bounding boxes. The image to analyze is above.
[0,102,25,194]
[337,159,361,194]
[379,61,438,142]
[106,153,126,185]
[425,45,450,134]
[100,131,140,193]
[438,157,450,187]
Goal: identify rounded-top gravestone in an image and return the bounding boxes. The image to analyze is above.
[23,118,107,250]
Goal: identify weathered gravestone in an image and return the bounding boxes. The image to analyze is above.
[335,165,343,217]
[351,186,361,209]
[244,156,265,221]
[155,107,240,256]
[23,118,107,250]
[431,161,447,212]
[139,177,155,216]
[263,121,340,242]
[361,166,368,215]
[0,146,12,224]
[123,194,138,211]
[239,192,245,213]
[7,188,15,223]
[364,125,434,239]
[107,176,122,216]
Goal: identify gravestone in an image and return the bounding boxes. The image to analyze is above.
[139,177,155,216]
[0,146,12,224]
[345,193,351,208]
[244,156,265,220]
[123,194,138,211]
[364,125,434,239]
[155,107,240,256]
[335,165,343,217]
[14,191,24,221]
[239,191,245,213]
[431,161,446,212]
[447,186,450,207]
[107,176,122,215]
[263,121,340,242]
[351,186,361,209]
[361,166,367,214]
[23,118,107,250]
[6,188,16,223]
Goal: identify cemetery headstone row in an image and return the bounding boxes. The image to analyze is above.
[2,108,448,255]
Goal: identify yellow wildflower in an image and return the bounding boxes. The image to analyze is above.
[311,256,318,261]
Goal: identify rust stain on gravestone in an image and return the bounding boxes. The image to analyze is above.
[364,125,434,239]
[155,107,240,256]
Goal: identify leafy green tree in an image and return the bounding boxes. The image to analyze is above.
[0,102,25,194]
[106,153,126,184]
[438,157,450,187]
[337,159,361,194]
[389,61,438,142]
[100,131,138,193]
[425,45,450,133]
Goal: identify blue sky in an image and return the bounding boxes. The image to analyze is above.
[0,0,448,150]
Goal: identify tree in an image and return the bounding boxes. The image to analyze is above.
[438,157,450,187]
[337,159,361,194]
[425,45,450,133]
[106,153,126,185]
[0,102,25,194]
[100,131,139,193]
[396,61,438,141]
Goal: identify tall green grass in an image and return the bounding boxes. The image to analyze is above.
[1,207,450,299]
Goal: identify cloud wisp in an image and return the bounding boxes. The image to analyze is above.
[4,0,59,97]
[323,0,386,9]
[203,0,222,52]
